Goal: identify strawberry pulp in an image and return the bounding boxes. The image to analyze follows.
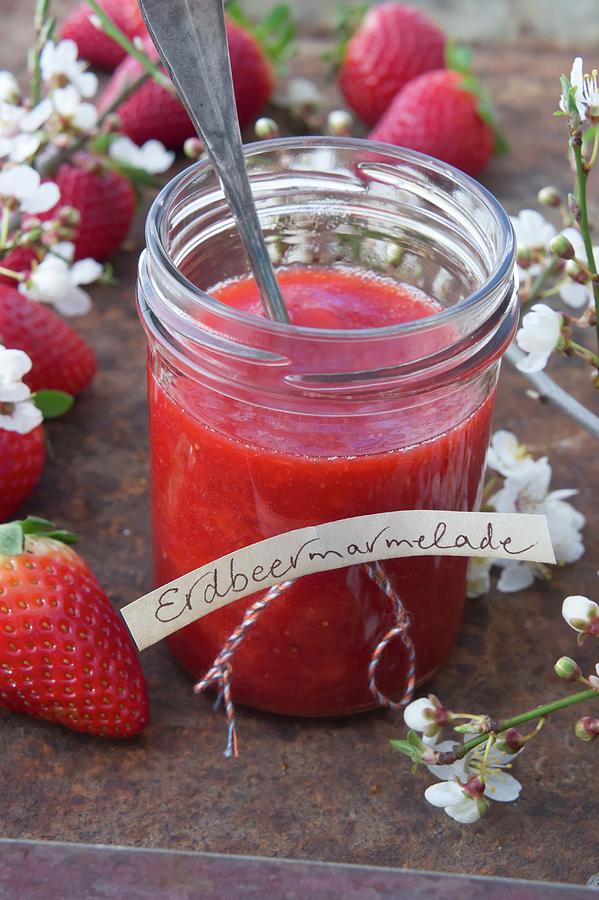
[148,267,494,716]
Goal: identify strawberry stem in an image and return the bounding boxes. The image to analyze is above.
[0,516,78,555]
[324,3,368,69]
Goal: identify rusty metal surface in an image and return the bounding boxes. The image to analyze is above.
[1,5,598,889]
[0,840,597,900]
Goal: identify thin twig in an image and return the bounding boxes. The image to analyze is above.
[506,344,599,441]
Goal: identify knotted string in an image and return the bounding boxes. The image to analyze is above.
[194,563,415,757]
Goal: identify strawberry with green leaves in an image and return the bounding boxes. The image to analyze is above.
[0,517,150,737]
[370,52,507,177]
[97,5,295,147]
[336,3,446,127]
[60,0,148,71]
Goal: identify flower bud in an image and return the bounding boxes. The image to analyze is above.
[103,113,122,133]
[496,727,525,753]
[254,117,280,140]
[537,186,561,207]
[516,246,533,268]
[564,258,588,282]
[549,234,575,259]
[56,205,80,226]
[575,716,599,742]
[183,137,204,159]
[554,656,583,681]
[327,109,354,136]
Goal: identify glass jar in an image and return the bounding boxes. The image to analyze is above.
[137,138,517,717]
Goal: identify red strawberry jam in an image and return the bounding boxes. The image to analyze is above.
[148,266,493,716]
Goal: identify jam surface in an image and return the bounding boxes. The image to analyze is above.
[149,267,493,716]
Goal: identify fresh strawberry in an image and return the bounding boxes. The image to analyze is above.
[0,432,45,523]
[0,285,96,395]
[39,153,136,261]
[337,3,446,127]
[98,7,293,146]
[370,68,502,177]
[0,517,150,737]
[59,0,147,70]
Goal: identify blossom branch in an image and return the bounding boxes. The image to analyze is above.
[448,687,598,762]
[28,0,55,106]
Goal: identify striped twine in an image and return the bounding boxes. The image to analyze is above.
[194,565,415,757]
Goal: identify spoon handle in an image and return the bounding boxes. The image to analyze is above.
[137,0,289,323]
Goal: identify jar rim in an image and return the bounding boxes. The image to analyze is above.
[145,135,516,338]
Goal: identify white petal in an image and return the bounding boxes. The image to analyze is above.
[140,140,175,173]
[0,382,31,402]
[20,98,53,132]
[0,346,32,383]
[444,796,482,824]
[404,697,435,731]
[496,561,535,593]
[560,281,591,309]
[466,557,492,598]
[53,285,92,317]
[0,163,39,198]
[9,133,40,163]
[52,85,80,116]
[516,351,551,373]
[0,398,42,434]
[73,102,98,131]
[109,135,140,167]
[77,71,98,99]
[424,781,465,808]
[52,241,76,262]
[70,258,102,285]
[0,71,19,103]
[484,771,522,803]
[562,595,598,630]
[21,180,60,213]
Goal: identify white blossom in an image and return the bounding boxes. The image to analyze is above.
[40,40,98,98]
[108,136,174,174]
[486,429,532,478]
[510,209,556,258]
[19,251,102,316]
[0,163,59,213]
[0,345,42,434]
[425,739,521,824]
[0,99,52,162]
[0,132,40,163]
[562,595,599,632]
[0,71,19,104]
[490,459,584,591]
[558,227,599,309]
[589,664,599,691]
[273,77,321,111]
[52,85,98,132]
[425,781,483,824]
[403,696,445,745]
[560,57,599,124]
[466,557,493,598]
[515,303,561,373]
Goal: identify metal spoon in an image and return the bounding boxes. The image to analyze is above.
[137,0,290,323]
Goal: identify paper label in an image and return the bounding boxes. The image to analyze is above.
[121,510,555,651]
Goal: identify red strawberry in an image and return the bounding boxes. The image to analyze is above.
[0,517,150,737]
[40,153,136,261]
[98,12,288,147]
[338,3,446,127]
[0,432,45,523]
[59,0,147,70]
[370,69,499,177]
[0,285,96,396]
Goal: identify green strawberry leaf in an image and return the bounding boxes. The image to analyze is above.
[449,53,509,157]
[324,3,369,70]
[445,40,473,74]
[228,2,296,72]
[0,517,79,553]
[34,390,74,419]
[0,522,25,556]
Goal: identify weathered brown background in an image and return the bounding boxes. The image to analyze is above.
[1,0,598,889]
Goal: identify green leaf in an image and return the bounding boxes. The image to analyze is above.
[228,2,296,71]
[323,3,368,70]
[459,71,509,156]
[389,739,422,763]
[19,516,55,533]
[445,41,473,74]
[0,522,25,556]
[34,390,74,419]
